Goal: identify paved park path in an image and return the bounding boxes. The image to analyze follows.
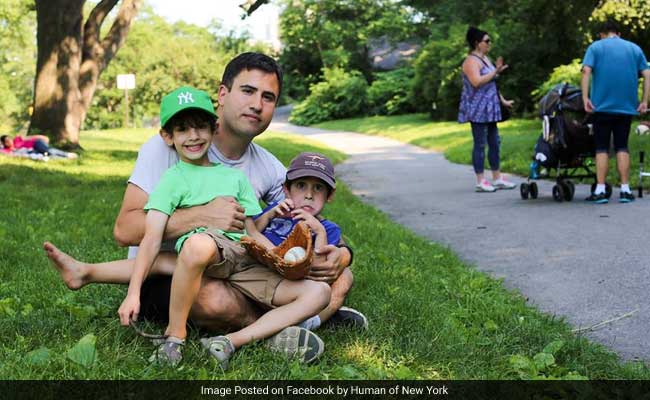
[270,108,650,361]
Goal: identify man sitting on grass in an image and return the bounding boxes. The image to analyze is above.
[43,52,366,364]
[47,86,332,368]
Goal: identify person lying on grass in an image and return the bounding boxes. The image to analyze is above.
[252,152,366,330]
[45,86,331,369]
[1,134,78,160]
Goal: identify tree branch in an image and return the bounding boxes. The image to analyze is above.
[98,0,142,73]
[239,0,269,18]
[82,0,119,63]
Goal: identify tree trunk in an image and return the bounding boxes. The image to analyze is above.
[29,0,142,147]
[30,0,84,147]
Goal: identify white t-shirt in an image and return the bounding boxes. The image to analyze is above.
[127,134,286,258]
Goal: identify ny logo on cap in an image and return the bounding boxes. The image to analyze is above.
[177,92,195,105]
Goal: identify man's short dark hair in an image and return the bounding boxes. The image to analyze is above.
[0,135,8,146]
[161,109,217,137]
[221,52,283,101]
[600,20,619,35]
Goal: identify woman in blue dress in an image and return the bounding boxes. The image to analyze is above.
[459,26,515,192]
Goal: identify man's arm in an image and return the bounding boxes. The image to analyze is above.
[581,66,594,113]
[639,69,650,114]
[113,184,247,247]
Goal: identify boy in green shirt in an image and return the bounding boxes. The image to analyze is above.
[82,86,330,368]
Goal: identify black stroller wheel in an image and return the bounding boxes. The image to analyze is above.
[520,183,530,199]
[529,182,538,199]
[552,184,565,202]
[563,180,575,201]
[566,180,575,197]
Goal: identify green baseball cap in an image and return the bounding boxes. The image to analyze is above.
[160,86,217,128]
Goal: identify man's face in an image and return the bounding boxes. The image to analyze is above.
[2,137,13,148]
[218,69,279,140]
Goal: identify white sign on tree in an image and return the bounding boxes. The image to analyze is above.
[117,74,136,127]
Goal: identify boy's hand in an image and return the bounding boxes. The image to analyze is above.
[118,294,140,326]
[291,209,325,235]
[273,199,294,218]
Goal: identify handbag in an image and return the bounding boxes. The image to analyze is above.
[499,100,511,122]
[497,89,511,122]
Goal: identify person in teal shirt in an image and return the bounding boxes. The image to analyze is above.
[582,20,650,204]
[49,86,331,369]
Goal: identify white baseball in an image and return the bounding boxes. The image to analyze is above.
[284,246,307,263]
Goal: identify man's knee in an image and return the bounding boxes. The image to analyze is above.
[189,278,259,331]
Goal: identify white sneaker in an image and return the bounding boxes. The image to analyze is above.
[493,178,516,190]
[475,179,496,192]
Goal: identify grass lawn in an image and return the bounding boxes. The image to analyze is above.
[0,128,648,379]
[316,114,650,188]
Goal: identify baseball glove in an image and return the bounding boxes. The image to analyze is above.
[241,222,313,280]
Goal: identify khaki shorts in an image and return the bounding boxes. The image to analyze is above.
[200,230,284,308]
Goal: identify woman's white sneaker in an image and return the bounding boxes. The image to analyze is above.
[475,179,497,192]
[493,178,516,190]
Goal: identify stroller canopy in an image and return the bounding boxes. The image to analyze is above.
[539,83,584,116]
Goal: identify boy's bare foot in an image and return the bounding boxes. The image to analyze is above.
[43,242,88,290]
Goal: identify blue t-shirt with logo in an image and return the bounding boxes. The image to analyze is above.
[582,37,649,115]
[255,202,342,246]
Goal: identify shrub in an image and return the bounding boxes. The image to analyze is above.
[532,59,582,101]
[289,68,368,125]
[367,67,416,115]
[412,24,466,120]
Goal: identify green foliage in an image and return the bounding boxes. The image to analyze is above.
[391,2,596,118]
[0,0,36,132]
[278,0,417,101]
[367,67,416,115]
[591,0,650,54]
[289,68,368,125]
[508,340,588,379]
[532,59,582,100]
[412,24,467,120]
[85,8,267,130]
[66,334,97,368]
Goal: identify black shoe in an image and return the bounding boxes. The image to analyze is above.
[324,307,368,330]
[619,191,635,203]
[585,192,608,204]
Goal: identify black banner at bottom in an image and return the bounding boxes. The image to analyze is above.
[1,380,649,400]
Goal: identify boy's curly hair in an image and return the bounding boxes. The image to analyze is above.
[161,109,217,136]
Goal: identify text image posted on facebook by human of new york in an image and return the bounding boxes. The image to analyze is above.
[199,383,450,397]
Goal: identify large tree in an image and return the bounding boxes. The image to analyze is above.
[29,0,142,147]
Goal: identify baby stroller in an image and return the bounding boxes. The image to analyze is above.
[520,83,610,202]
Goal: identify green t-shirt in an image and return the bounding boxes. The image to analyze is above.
[144,160,262,252]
